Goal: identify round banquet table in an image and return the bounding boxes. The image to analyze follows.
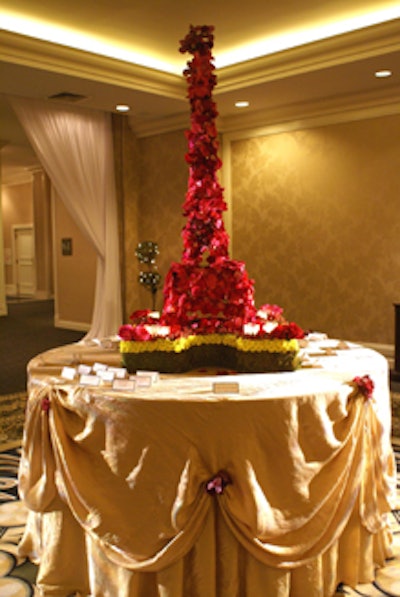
[18,336,396,597]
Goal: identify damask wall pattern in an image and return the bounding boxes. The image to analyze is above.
[125,128,188,314]
[230,113,400,345]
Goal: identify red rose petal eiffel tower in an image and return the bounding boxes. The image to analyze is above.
[161,25,256,334]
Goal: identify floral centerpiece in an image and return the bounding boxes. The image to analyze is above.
[119,25,304,374]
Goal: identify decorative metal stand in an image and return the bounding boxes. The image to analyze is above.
[135,241,162,311]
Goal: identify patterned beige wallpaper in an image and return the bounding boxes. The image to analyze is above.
[230,113,400,345]
[121,126,188,317]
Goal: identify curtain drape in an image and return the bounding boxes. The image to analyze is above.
[10,96,122,340]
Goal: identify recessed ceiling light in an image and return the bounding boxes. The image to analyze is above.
[115,104,130,112]
[375,69,392,78]
[235,101,250,108]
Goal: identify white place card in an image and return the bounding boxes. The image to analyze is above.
[93,362,108,372]
[136,370,159,383]
[108,367,127,379]
[78,364,92,375]
[136,375,153,388]
[97,370,115,383]
[79,374,101,387]
[112,378,136,391]
[61,366,77,381]
[212,382,240,394]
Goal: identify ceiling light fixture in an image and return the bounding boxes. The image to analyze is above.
[374,69,392,78]
[116,104,130,112]
[235,101,249,108]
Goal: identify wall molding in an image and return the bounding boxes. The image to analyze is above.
[5,284,17,296]
[54,317,90,332]
[220,86,400,139]
[1,171,34,187]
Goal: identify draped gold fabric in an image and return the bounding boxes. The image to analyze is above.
[19,342,396,596]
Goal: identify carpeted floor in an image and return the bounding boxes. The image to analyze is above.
[0,393,28,446]
[393,393,400,438]
[0,299,84,394]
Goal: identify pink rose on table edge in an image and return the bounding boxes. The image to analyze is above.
[352,375,375,400]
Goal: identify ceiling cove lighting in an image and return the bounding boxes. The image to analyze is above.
[1,13,178,73]
[2,5,400,72]
[374,69,393,78]
[215,6,400,67]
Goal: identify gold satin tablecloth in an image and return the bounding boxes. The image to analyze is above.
[18,340,396,596]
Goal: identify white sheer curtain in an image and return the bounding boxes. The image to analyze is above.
[10,96,122,340]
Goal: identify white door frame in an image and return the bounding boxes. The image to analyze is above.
[12,224,35,296]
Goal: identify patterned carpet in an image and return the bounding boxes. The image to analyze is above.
[0,444,399,596]
[0,393,27,446]
[393,393,400,439]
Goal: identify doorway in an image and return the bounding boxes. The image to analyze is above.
[13,225,35,297]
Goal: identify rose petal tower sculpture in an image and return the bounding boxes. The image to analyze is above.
[162,25,256,333]
[119,25,303,373]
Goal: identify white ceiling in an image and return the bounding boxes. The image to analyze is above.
[1,1,400,184]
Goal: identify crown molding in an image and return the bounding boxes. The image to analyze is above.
[2,171,34,187]
[220,84,400,138]
[132,83,400,139]
[216,19,400,92]
[130,111,188,138]
[0,30,185,99]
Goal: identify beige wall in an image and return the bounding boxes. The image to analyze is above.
[121,125,188,316]
[32,171,53,298]
[53,197,96,329]
[2,177,95,331]
[2,182,33,288]
[230,113,400,346]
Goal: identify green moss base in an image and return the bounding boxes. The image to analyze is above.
[121,344,299,374]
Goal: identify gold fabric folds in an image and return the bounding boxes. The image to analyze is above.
[18,344,396,596]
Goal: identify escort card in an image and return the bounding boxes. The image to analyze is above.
[107,367,128,379]
[61,366,77,381]
[112,378,136,391]
[136,370,159,383]
[79,374,101,387]
[212,382,240,394]
[135,375,153,388]
[97,369,115,383]
[77,364,92,375]
[93,362,108,372]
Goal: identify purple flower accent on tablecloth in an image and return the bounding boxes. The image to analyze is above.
[41,396,51,412]
[352,375,375,400]
[206,470,232,495]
